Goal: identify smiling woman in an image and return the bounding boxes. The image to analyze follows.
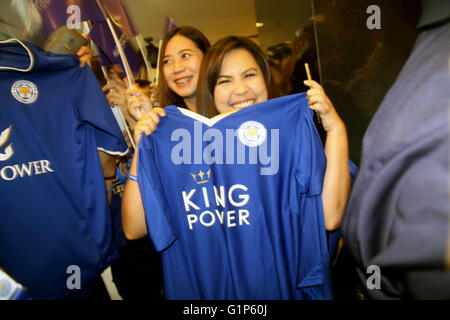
[162,34,205,112]
[213,49,268,113]
[197,35,351,232]
[122,27,212,241]
[158,26,211,113]
[197,36,270,117]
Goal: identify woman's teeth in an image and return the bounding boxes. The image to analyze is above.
[175,77,192,84]
[232,100,255,108]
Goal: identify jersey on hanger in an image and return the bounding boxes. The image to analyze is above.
[0,39,128,299]
[138,93,333,299]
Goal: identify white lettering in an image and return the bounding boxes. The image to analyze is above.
[170,125,280,176]
[1,159,54,181]
[40,160,54,173]
[0,166,17,181]
[366,5,381,30]
[228,184,250,207]
[182,189,200,212]
[66,5,81,30]
[203,128,223,164]
[171,129,191,164]
[187,209,251,230]
[238,209,250,225]
[187,214,198,230]
[66,265,81,290]
[227,210,236,227]
[260,129,279,175]
[13,162,33,178]
[213,185,225,207]
[202,187,210,208]
[215,209,225,224]
[32,161,42,175]
[199,210,215,227]
[193,121,203,164]
[366,265,381,289]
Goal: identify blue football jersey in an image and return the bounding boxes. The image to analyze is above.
[110,155,132,248]
[137,93,333,299]
[0,39,128,299]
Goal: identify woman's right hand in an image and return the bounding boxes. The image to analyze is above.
[133,107,167,145]
[103,72,127,108]
[126,86,153,121]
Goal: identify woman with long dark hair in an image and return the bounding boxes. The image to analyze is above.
[122,26,210,241]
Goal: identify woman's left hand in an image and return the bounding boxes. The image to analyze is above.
[76,34,93,68]
[304,80,345,134]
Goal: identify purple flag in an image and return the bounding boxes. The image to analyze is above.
[101,0,136,37]
[36,0,104,37]
[164,17,178,35]
[89,20,141,75]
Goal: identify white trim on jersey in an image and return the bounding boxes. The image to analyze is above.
[97,147,129,157]
[0,38,34,72]
[177,107,240,127]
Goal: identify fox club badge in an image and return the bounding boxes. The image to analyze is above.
[11,80,39,104]
[238,121,267,147]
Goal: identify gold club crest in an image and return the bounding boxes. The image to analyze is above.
[11,80,39,104]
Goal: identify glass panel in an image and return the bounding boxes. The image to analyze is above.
[254,0,318,96]
[312,0,421,164]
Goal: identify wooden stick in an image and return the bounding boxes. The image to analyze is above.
[304,63,312,81]
[155,39,163,84]
[304,63,321,123]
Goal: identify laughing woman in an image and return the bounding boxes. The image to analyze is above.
[122,26,210,240]
[197,36,351,231]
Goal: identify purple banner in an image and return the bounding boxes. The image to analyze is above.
[164,17,178,36]
[37,0,104,37]
[102,0,136,37]
[89,20,141,75]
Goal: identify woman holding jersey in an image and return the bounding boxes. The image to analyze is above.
[122,26,211,238]
[196,36,351,230]
[123,36,350,235]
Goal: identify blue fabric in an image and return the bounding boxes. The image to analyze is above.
[342,22,450,299]
[137,93,333,299]
[0,40,128,299]
[110,153,133,248]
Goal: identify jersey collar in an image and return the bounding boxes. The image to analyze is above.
[176,107,241,127]
[0,38,34,72]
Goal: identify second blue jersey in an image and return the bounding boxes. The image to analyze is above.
[138,93,333,299]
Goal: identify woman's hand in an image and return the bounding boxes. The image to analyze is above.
[149,83,160,107]
[75,34,92,67]
[126,86,153,121]
[304,80,350,230]
[103,73,127,108]
[304,80,345,134]
[133,107,166,145]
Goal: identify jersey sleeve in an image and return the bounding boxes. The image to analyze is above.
[137,136,178,252]
[293,103,333,299]
[294,106,327,197]
[70,65,128,155]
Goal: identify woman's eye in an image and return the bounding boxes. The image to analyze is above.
[163,59,172,65]
[181,52,191,59]
[216,79,230,85]
[244,73,256,78]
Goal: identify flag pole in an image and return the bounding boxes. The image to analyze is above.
[95,0,134,88]
[83,21,136,150]
[136,34,154,83]
[155,39,163,84]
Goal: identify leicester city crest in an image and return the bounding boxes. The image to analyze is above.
[238,121,267,147]
[11,80,39,104]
